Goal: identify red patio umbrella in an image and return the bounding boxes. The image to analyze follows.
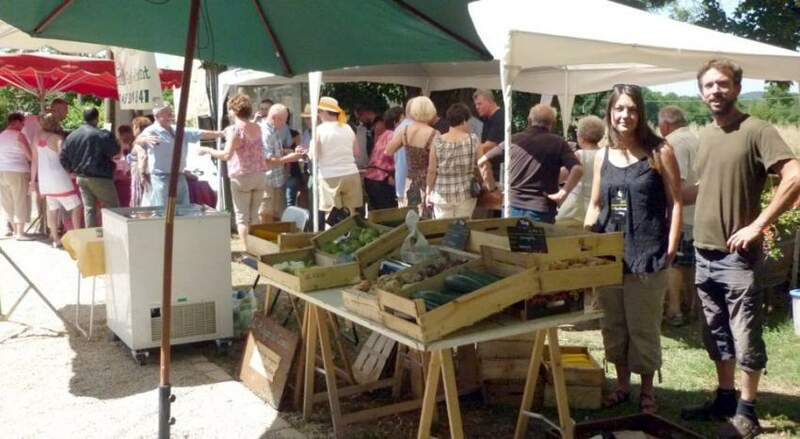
[0,52,182,108]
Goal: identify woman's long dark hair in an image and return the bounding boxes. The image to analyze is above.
[605,84,663,169]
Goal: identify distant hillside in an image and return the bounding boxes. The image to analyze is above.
[740,91,764,100]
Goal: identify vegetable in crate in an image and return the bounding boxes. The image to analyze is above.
[273,260,314,275]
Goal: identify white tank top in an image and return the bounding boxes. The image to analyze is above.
[36,135,76,196]
[0,129,30,173]
[316,122,359,179]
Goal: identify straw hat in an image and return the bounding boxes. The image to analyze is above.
[318,97,347,124]
[300,103,311,118]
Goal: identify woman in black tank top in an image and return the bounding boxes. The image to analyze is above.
[584,84,683,414]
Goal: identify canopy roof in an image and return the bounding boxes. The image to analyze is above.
[469,0,800,81]
[0,52,182,99]
[0,0,491,76]
[220,61,694,96]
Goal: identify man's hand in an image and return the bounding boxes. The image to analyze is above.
[387,176,395,187]
[197,147,210,156]
[727,223,763,253]
[546,188,568,207]
[136,134,159,147]
[28,180,37,194]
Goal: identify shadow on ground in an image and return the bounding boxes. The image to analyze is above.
[61,304,235,400]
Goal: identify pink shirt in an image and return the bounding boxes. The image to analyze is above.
[228,125,267,178]
[364,130,395,182]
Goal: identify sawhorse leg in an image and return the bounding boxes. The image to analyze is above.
[0,246,74,331]
[514,328,575,439]
[417,349,464,439]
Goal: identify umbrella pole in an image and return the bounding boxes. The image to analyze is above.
[159,1,200,438]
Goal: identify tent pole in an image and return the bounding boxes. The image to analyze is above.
[309,72,321,232]
[500,62,514,217]
[159,1,200,438]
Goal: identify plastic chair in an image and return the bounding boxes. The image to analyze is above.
[280,206,310,232]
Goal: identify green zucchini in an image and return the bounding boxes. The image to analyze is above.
[460,269,502,285]
[444,274,485,294]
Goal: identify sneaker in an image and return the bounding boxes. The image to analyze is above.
[681,398,736,422]
[717,414,762,438]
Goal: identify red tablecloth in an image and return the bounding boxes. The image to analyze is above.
[114,175,216,208]
[64,176,217,228]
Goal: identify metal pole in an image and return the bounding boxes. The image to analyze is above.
[159,1,200,437]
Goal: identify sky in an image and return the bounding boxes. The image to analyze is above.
[156,0,798,97]
[650,0,798,96]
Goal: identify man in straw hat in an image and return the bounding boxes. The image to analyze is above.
[135,103,224,207]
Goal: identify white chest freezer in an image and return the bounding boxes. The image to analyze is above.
[102,205,233,353]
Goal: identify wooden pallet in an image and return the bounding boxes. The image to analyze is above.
[352,332,397,384]
[257,248,360,292]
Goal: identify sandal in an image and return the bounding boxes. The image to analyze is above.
[603,388,631,408]
[639,391,658,414]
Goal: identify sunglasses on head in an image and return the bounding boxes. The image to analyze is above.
[612,83,642,92]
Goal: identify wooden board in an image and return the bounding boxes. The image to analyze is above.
[352,332,397,384]
[544,383,602,410]
[367,206,413,227]
[258,248,361,292]
[245,222,314,256]
[239,315,299,409]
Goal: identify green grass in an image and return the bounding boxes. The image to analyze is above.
[562,309,800,438]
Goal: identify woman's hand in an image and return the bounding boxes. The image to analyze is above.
[665,246,677,267]
[197,147,210,156]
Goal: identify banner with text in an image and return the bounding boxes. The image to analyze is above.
[113,48,163,110]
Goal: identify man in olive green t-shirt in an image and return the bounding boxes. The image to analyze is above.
[681,59,800,439]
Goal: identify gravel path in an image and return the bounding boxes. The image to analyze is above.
[0,236,305,439]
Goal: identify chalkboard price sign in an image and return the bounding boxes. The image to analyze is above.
[442,218,470,250]
[507,218,548,253]
[325,207,351,226]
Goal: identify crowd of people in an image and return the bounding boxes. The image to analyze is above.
[1,58,798,438]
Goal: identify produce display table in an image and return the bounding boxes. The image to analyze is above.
[260,275,601,439]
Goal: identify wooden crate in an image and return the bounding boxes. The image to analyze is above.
[544,383,602,410]
[376,251,533,343]
[310,215,391,272]
[356,217,472,277]
[257,248,360,292]
[245,222,315,256]
[543,345,604,387]
[466,217,624,262]
[342,247,479,322]
[367,206,413,227]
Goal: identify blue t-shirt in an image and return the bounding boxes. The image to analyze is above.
[141,123,202,174]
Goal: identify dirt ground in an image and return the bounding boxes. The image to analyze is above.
[0,236,305,439]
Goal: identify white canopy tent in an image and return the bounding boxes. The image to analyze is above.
[218,61,694,132]
[218,62,693,230]
[468,0,800,216]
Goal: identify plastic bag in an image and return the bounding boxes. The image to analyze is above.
[400,210,440,264]
[232,288,256,337]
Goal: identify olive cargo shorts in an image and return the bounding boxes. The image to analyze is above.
[599,270,667,374]
[695,248,767,372]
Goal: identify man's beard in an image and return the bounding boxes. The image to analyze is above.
[709,96,736,116]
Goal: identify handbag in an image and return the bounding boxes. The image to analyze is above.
[468,135,483,198]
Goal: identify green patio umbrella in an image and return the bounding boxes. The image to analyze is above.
[0,2,490,438]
